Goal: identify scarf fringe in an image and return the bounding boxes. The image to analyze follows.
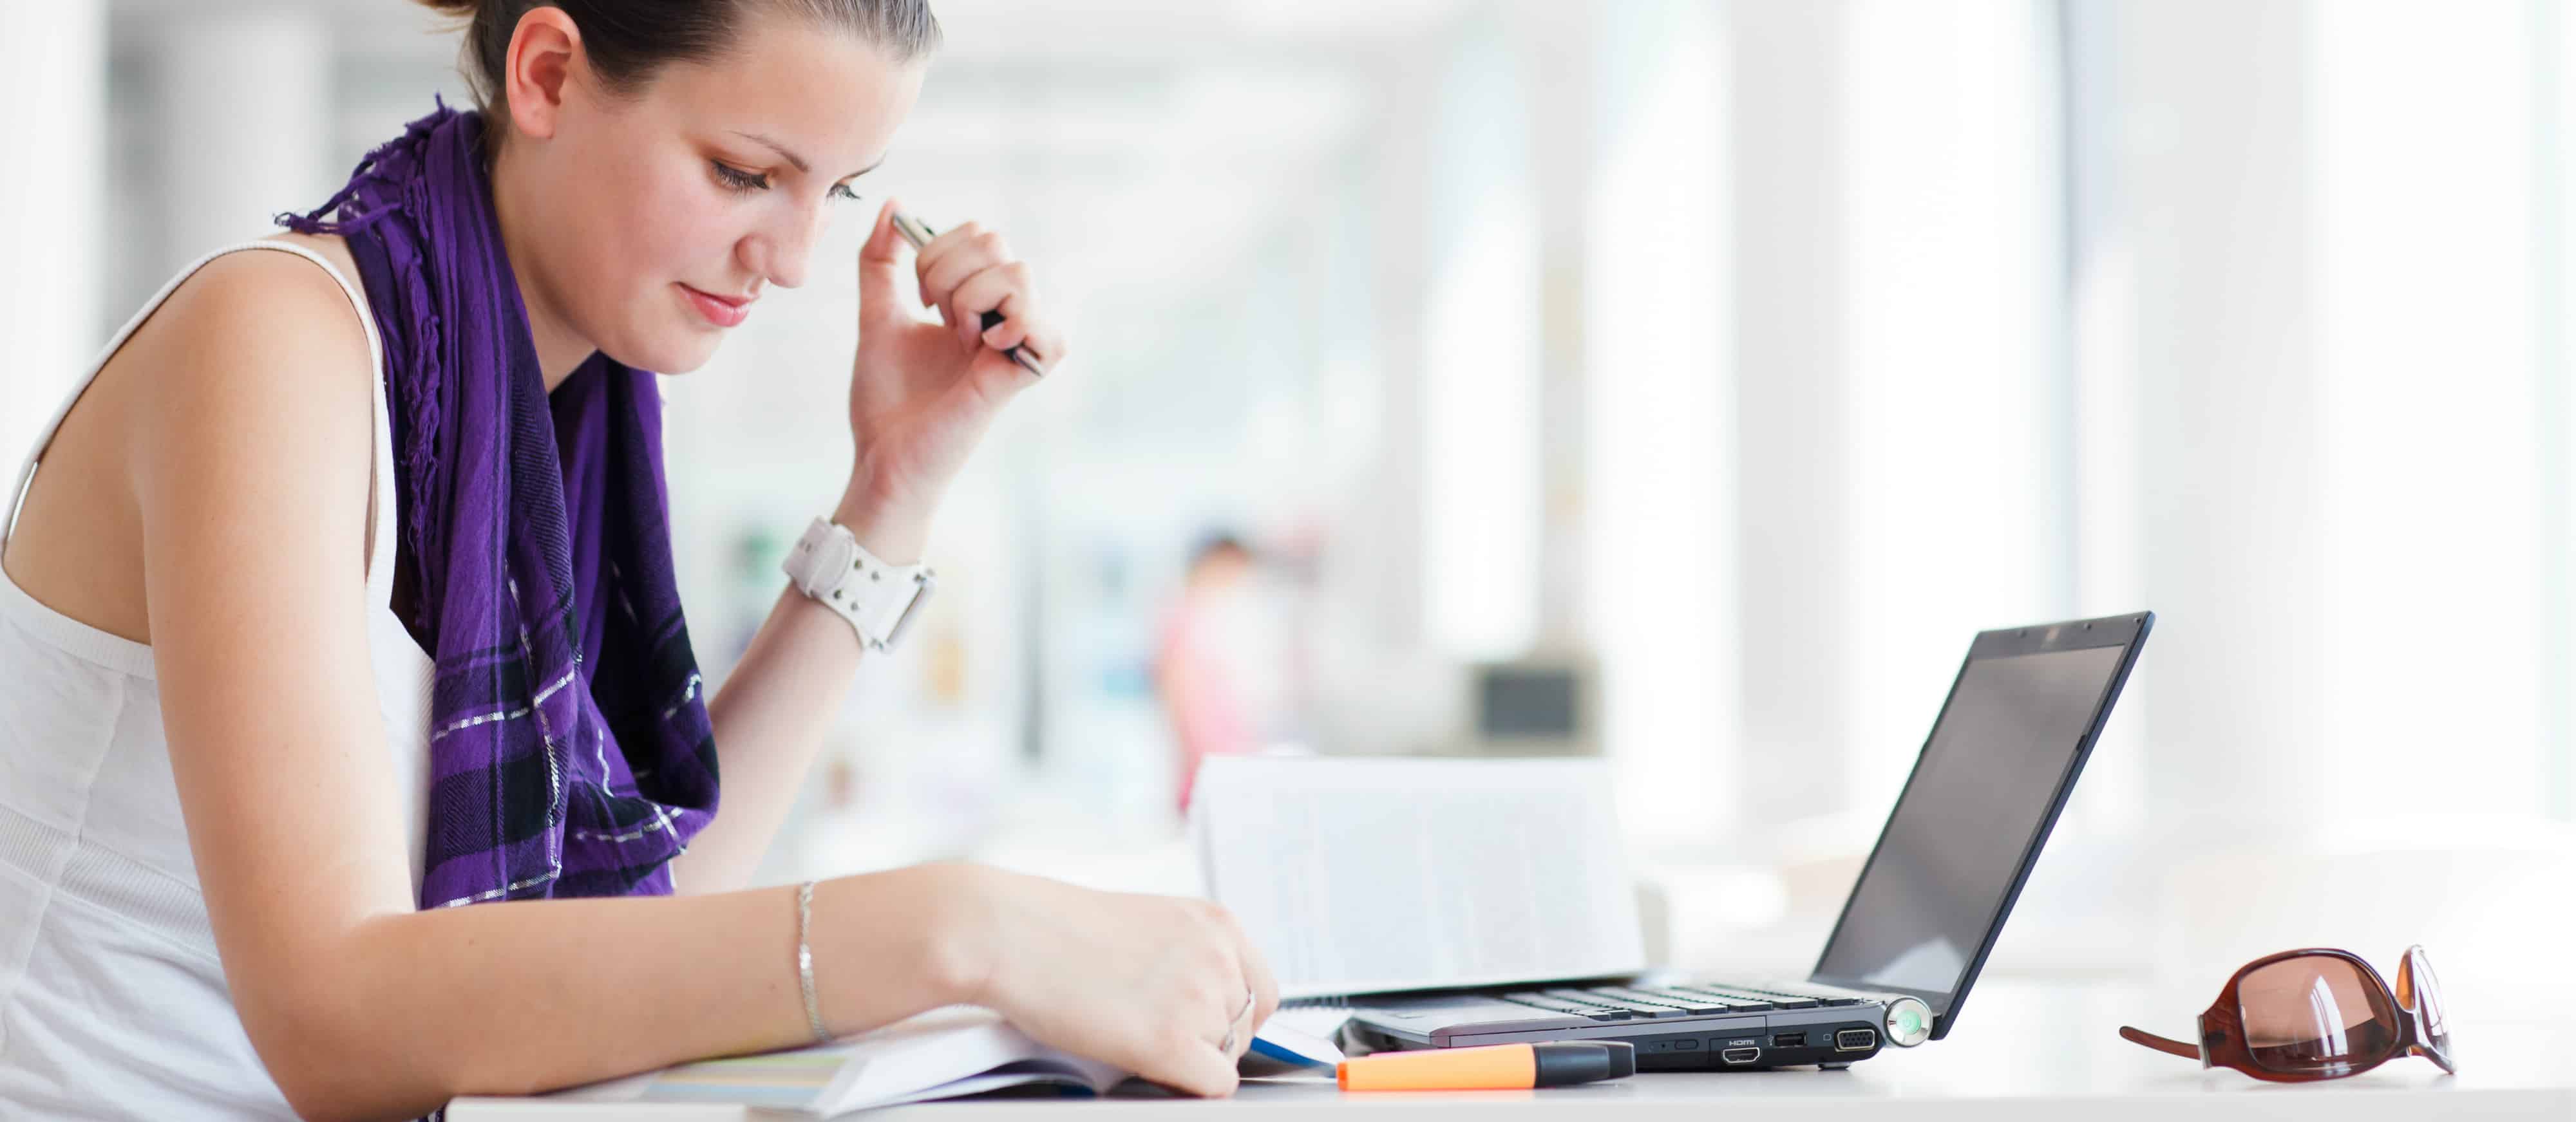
[272,94,453,239]
[391,171,449,626]
[272,97,457,629]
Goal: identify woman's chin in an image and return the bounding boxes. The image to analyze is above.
[607,330,723,376]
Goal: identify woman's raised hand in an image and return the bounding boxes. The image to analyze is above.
[843,197,1067,553]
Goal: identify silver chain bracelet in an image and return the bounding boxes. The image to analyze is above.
[796,880,831,1044]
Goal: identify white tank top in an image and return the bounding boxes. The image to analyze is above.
[0,241,435,1119]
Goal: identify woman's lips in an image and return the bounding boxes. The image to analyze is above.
[679,283,753,328]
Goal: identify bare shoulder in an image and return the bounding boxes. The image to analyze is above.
[154,234,371,375]
[0,237,382,645]
[113,238,383,638]
[263,230,365,293]
[122,238,377,506]
[124,233,368,377]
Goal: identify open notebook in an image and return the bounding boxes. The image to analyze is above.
[539,1007,1343,1115]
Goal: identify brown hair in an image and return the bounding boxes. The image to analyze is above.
[413,0,940,109]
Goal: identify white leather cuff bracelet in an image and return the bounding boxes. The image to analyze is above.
[781,517,934,651]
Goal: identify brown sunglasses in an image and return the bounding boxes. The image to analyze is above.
[2120,946,2454,1081]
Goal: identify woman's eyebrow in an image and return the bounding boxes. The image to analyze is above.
[726,129,886,180]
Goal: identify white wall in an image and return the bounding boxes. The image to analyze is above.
[1,1,107,482]
[20,1,2575,954]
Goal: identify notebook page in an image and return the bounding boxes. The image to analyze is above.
[1193,757,1646,999]
[815,1007,1119,1113]
[545,1007,1119,1114]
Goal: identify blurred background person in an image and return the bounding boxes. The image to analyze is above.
[1155,532,1274,814]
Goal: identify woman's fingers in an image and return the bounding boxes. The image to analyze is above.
[1210,906,1276,1052]
[1124,968,1244,1097]
[1229,992,1258,1060]
[1102,1025,1235,1099]
[915,226,1065,371]
[1144,1031,1241,1098]
[914,223,1005,321]
[1238,932,1280,1036]
[950,265,1041,357]
[971,879,1256,1099]
[914,219,987,268]
[1193,905,1258,1061]
[902,218,1068,372]
[855,197,909,330]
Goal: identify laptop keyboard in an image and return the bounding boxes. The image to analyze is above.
[1496,982,1868,1022]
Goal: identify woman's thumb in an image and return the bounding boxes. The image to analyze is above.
[1146,1042,1240,1099]
[857,196,907,328]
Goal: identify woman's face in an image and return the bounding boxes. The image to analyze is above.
[513,10,924,375]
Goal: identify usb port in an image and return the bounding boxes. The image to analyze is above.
[1719,1047,1762,1064]
[1770,1032,1807,1049]
[1835,1029,1878,1051]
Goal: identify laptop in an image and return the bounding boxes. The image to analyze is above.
[1339,612,2154,1071]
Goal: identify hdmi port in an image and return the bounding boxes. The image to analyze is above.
[1719,1047,1762,1064]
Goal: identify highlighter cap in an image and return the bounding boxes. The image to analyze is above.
[1531,1041,1634,1087]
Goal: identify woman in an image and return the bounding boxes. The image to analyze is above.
[1155,533,1264,815]
[0,2,1276,1118]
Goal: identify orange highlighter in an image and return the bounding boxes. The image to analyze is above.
[1337,1042,1636,1091]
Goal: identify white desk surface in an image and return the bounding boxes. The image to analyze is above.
[448,980,2575,1121]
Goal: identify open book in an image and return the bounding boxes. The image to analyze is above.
[546,1008,1122,1114]
[1191,756,1647,1000]
[543,1006,1344,1116]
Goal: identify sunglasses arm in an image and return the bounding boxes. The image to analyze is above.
[2118,1025,2204,1061]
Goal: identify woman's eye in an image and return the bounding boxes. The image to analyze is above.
[829,182,863,203]
[710,161,769,192]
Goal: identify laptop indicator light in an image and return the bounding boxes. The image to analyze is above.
[1884,998,1933,1047]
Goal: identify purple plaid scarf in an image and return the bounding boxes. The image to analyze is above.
[279,102,719,909]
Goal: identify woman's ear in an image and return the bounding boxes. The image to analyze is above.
[499,6,583,140]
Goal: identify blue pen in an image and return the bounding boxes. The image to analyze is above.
[889,210,1048,379]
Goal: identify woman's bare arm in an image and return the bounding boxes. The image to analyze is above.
[129,253,1269,1121]
[672,496,916,896]
[674,198,1072,897]
[129,255,971,1120]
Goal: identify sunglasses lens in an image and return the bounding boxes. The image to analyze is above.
[2399,946,2454,1069]
[2237,955,2398,1075]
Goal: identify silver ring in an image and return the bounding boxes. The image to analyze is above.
[1218,987,1256,1052]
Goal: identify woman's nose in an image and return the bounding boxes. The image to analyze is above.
[744,203,828,290]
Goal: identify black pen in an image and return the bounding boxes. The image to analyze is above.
[889,210,1048,379]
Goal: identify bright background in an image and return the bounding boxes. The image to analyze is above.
[5,0,2571,1025]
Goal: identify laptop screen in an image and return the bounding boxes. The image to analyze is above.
[1808,614,2150,1036]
